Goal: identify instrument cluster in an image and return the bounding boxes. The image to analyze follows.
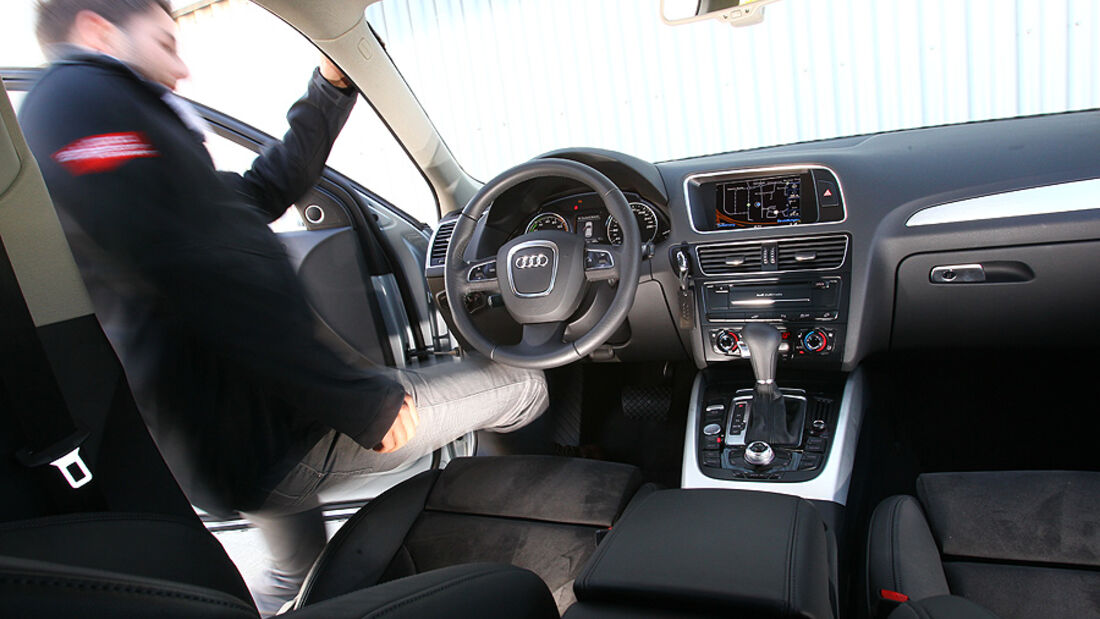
[516,192,670,247]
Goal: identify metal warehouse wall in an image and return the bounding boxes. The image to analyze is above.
[364,0,1100,180]
[172,0,1098,218]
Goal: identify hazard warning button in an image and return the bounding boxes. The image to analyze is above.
[815,180,840,207]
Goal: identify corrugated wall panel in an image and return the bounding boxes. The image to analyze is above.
[365,0,1099,181]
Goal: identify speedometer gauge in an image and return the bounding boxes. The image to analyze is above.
[606,202,658,245]
[526,212,570,233]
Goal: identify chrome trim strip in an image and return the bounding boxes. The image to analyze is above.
[683,164,848,235]
[505,240,559,298]
[681,368,865,505]
[724,394,752,446]
[906,178,1100,227]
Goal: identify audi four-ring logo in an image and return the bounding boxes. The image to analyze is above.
[514,253,550,269]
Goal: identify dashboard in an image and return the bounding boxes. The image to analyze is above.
[426,109,1100,370]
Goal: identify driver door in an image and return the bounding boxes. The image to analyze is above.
[0,67,472,576]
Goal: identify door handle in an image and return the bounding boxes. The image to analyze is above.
[930,261,1034,284]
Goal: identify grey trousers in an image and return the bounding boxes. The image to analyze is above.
[241,354,548,615]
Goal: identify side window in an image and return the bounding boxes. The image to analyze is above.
[5,92,26,114]
[175,0,437,225]
[202,131,306,233]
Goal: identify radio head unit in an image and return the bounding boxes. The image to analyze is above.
[686,166,845,233]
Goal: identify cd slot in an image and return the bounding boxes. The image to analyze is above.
[704,277,841,323]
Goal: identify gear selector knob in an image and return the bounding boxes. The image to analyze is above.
[740,323,782,385]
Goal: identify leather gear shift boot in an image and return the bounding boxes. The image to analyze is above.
[746,384,805,447]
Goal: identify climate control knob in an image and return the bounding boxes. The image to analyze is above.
[715,329,740,354]
[801,328,829,353]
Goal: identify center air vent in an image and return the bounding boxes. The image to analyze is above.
[776,236,848,270]
[696,235,847,275]
[697,241,764,275]
[428,219,457,267]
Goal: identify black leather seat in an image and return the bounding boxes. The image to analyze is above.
[297,455,645,610]
[0,454,644,618]
[866,471,1100,619]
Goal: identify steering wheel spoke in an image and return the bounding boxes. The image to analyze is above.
[584,244,623,282]
[459,258,501,294]
[495,321,569,359]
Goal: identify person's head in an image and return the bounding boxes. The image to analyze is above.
[35,0,189,90]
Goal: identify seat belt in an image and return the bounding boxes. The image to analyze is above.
[0,233,102,507]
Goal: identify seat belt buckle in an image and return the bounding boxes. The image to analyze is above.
[875,589,910,618]
[50,447,93,489]
[16,428,94,490]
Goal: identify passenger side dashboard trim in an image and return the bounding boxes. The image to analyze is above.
[906,178,1100,226]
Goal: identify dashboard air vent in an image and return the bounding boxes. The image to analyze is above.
[775,236,848,271]
[697,242,764,275]
[428,220,457,267]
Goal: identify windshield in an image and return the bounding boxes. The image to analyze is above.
[366,0,1099,181]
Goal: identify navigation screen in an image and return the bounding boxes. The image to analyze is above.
[714,175,802,229]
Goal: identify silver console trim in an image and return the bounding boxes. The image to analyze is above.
[724,394,752,446]
[681,368,865,505]
[905,178,1100,227]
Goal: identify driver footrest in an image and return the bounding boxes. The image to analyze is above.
[621,385,671,422]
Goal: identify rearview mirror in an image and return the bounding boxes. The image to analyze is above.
[660,0,783,27]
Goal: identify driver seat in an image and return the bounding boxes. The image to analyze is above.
[0,76,644,617]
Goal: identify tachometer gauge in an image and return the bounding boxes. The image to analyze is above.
[606,202,659,245]
[525,212,570,233]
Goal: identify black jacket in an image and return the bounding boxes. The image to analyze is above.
[19,52,405,515]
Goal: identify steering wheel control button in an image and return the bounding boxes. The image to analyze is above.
[467,260,497,282]
[744,441,775,466]
[507,241,558,297]
[584,249,614,270]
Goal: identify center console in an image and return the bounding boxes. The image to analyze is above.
[674,165,863,505]
[677,164,851,367]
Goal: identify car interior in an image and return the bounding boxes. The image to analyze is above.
[1,0,1098,618]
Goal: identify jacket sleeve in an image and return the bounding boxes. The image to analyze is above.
[19,68,403,450]
[222,68,357,222]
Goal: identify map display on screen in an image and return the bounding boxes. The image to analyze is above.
[715,175,802,228]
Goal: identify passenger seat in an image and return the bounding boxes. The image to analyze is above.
[865,471,1100,619]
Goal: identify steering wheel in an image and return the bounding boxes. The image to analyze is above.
[444,159,641,369]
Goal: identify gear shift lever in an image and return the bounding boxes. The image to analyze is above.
[741,323,781,391]
[740,324,803,448]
